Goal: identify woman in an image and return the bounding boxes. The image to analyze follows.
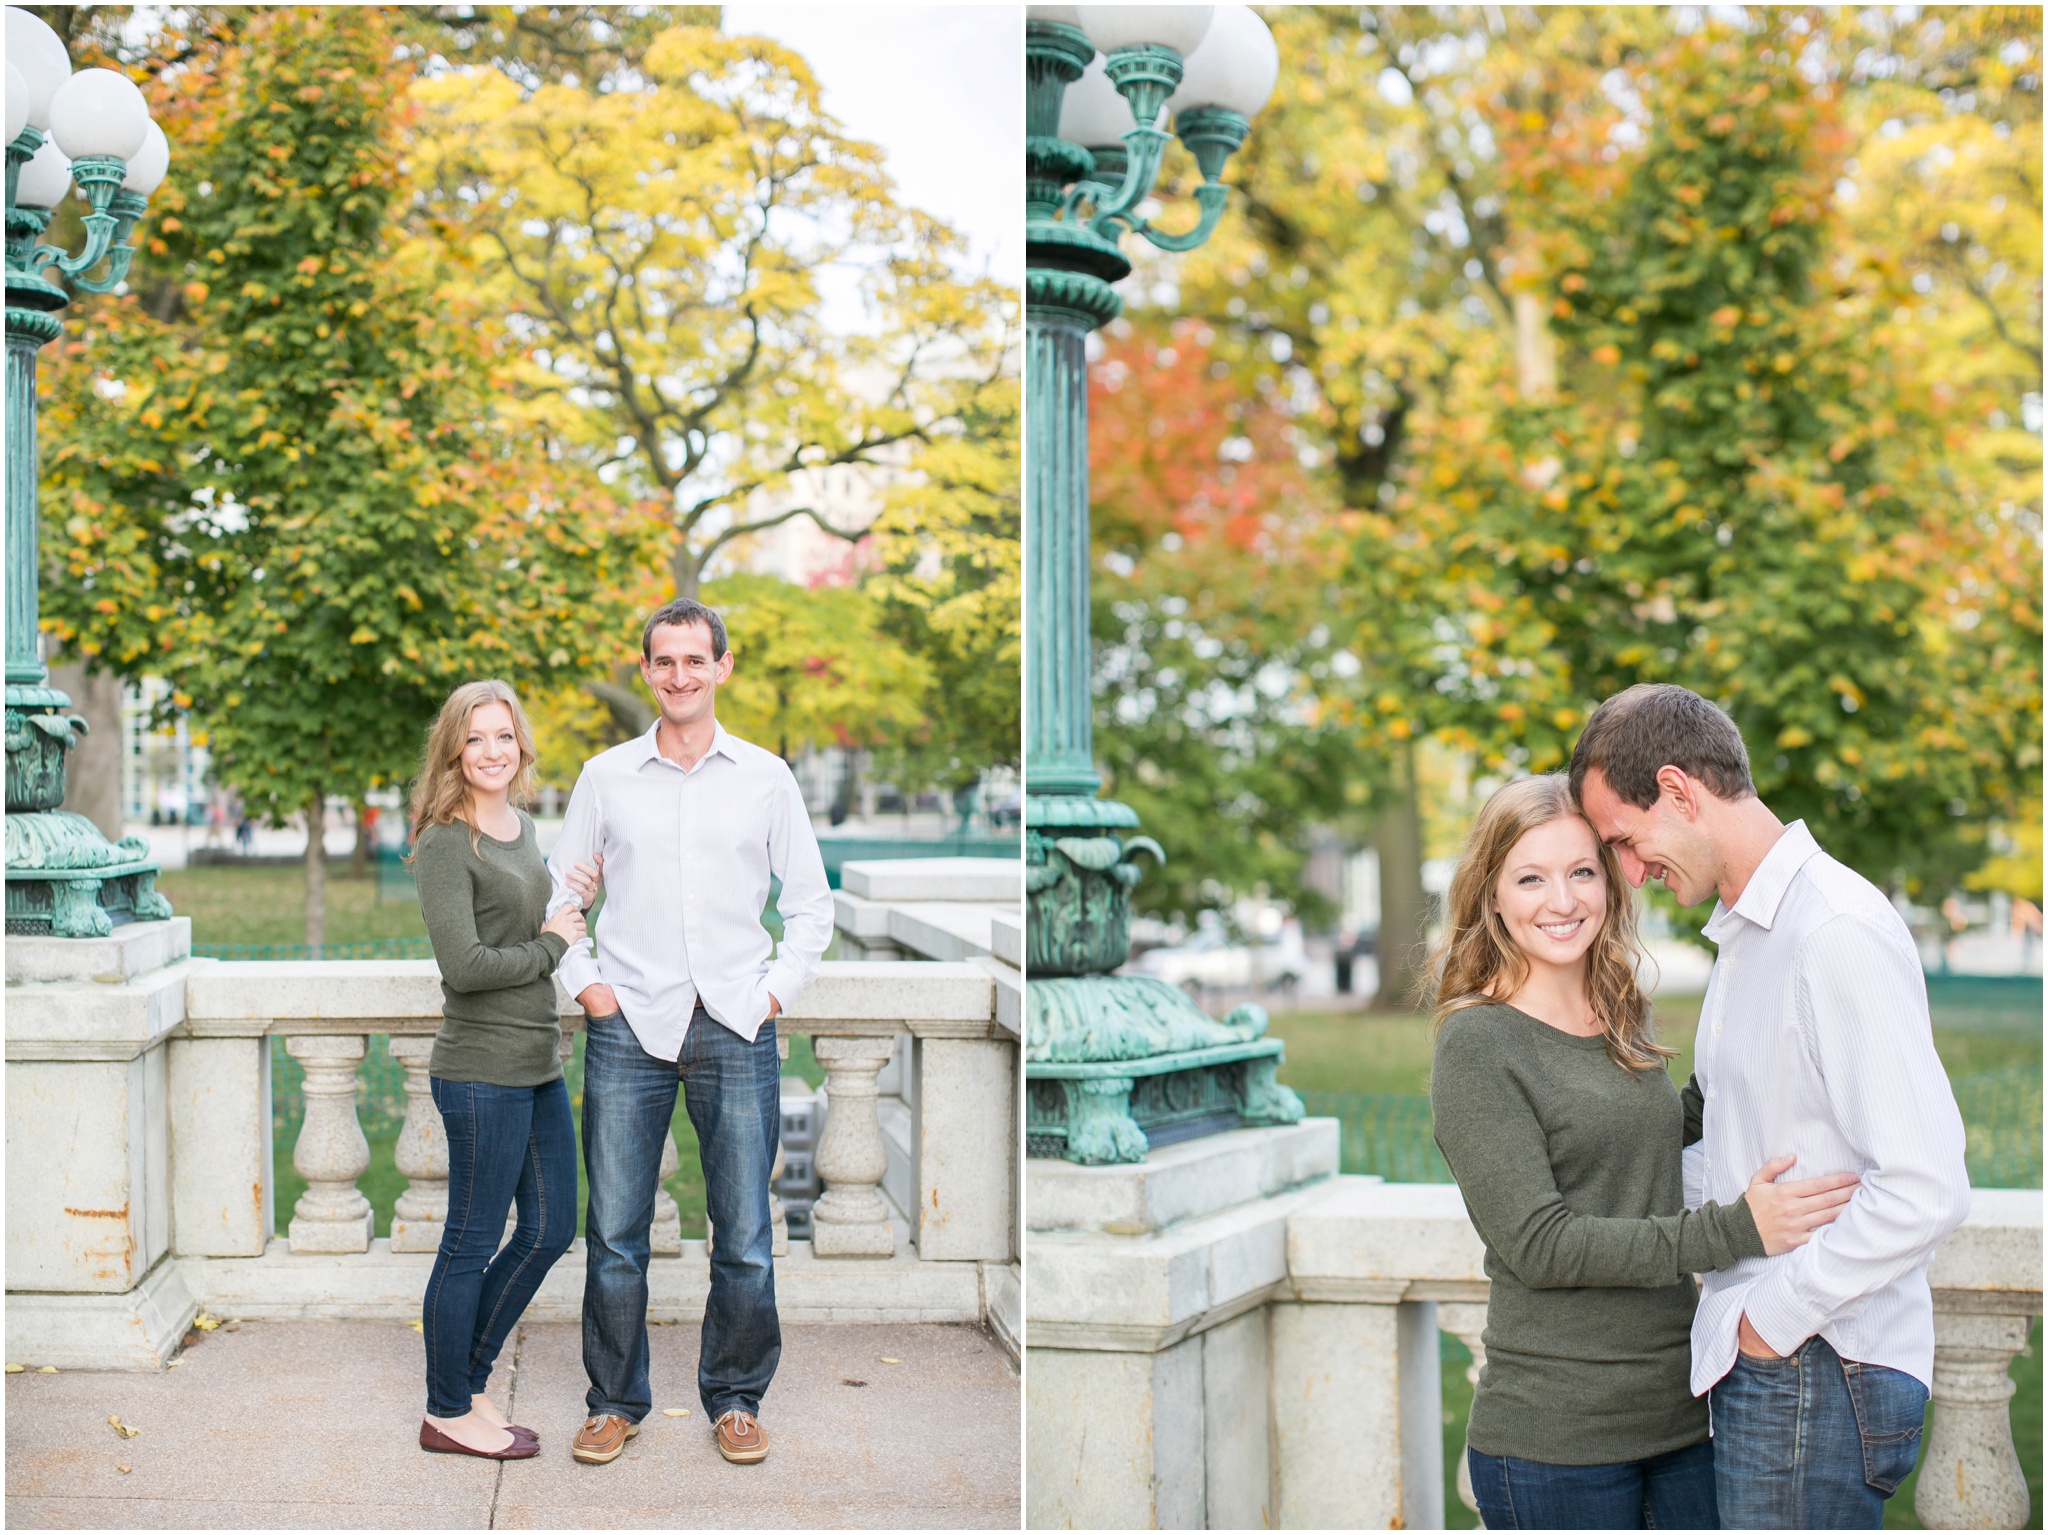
[1428,774,1858,1530]
[410,680,588,1459]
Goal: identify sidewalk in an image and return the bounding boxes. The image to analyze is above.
[6,1319,1019,1529]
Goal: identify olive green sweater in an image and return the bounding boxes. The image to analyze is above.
[414,813,569,1088]
[1431,1003,1766,1466]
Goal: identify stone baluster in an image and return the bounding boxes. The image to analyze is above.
[286,1035,374,1253]
[769,1140,789,1258]
[1915,1306,2036,1530]
[388,1035,446,1252]
[1437,1301,1490,1523]
[770,1033,789,1256]
[651,1128,683,1255]
[809,1035,897,1257]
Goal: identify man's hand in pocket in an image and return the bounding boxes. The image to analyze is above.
[579,983,621,1019]
[1737,1313,1786,1359]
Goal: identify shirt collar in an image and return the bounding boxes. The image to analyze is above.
[631,719,737,772]
[1719,819,1821,934]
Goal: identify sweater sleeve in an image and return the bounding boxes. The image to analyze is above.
[1431,1013,1765,1290]
[1679,1071,1706,1147]
[415,824,567,994]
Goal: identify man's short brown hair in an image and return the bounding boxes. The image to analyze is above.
[1568,684,1755,809]
[641,597,728,661]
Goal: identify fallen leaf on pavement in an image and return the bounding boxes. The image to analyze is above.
[408,1320,424,1333]
[661,1408,689,1417]
[879,1357,901,1364]
[108,1415,140,1439]
[4,1364,22,1374]
[116,1465,131,1474]
[191,1314,220,1333]
[842,1378,867,1388]
[37,1367,57,1374]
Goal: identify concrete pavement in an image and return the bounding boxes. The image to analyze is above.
[6,1318,1019,1529]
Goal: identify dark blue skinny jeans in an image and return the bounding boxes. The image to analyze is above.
[421,1074,578,1419]
[1711,1336,1929,1529]
[1468,1439,1720,1529]
[581,1005,781,1424]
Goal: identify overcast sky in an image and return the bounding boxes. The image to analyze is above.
[723,5,1022,296]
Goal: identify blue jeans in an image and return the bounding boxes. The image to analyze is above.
[582,1005,781,1423]
[1468,1440,1719,1529]
[421,1075,578,1418]
[1711,1336,1928,1529]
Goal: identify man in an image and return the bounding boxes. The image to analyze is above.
[547,598,834,1467]
[1570,683,1970,1529]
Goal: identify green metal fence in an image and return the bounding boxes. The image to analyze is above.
[1301,1066,2041,1190]
[1297,1091,1454,1184]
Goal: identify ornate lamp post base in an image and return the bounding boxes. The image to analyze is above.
[1023,15,1300,1165]
[6,685,170,938]
[1025,803,1305,1163]
[1024,1002,1294,1162]
[7,120,172,939]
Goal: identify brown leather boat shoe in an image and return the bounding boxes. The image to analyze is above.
[713,1408,768,1464]
[571,1413,639,1465]
[419,1419,538,1460]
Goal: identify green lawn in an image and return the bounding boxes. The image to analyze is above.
[1269,999,2042,1529]
[157,862,430,948]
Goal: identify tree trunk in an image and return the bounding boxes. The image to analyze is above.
[1513,291,1557,401]
[671,542,702,602]
[47,646,126,845]
[1371,744,1427,1012]
[304,795,327,951]
[349,799,371,879]
[829,750,857,826]
[585,672,655,739]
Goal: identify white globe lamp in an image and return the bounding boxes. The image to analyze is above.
[4,5,71,130]
[1169,4,1280,119]
[1079,6,1213,57]
[5,61,29,145]
[1059,55,1135,149]
[13,134,72,206]
[48,66,150,162]
[120,118,169,194]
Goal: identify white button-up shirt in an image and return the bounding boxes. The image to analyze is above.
[546,720,833,1059]
[1684,820,1970,1395]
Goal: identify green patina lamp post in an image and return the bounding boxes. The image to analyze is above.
[5,7,174,936]
[1025,3,1304,1163]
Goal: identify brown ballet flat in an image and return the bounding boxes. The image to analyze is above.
[419,1419,538,1459]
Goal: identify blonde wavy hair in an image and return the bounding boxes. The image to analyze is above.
[1424,773,1671,1073]
[409,680,538,856]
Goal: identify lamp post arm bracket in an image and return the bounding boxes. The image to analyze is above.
[1134,184,1230,253]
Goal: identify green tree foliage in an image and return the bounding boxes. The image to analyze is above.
[38,7,641,941]
[866,372,1021,791]
[404,21,1017,752]
[1088,317,1356,924]
[1089,6,2038,950]
[704,571,930,765]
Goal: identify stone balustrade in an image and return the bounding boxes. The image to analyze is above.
[1027,1121,2043,1530]
[6,919,1019,1371]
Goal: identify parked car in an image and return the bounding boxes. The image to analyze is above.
[1127,912,1307,997]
